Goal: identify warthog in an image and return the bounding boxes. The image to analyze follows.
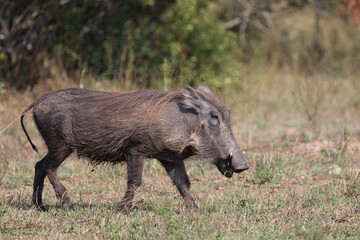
[21,86,248,211]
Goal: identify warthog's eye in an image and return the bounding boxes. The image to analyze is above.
[209,111,220,127]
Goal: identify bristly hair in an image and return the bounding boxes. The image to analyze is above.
[90,88,226,122]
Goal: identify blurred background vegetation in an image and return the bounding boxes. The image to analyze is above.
[0,0,359,91]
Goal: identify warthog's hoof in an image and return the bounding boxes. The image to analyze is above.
[61,202,70,210]
[33,204,47,212]
[118,203,133,214]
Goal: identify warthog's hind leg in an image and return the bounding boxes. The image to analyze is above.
[32,147,71,211]
[32,155,48,211]
[45,149,72,209]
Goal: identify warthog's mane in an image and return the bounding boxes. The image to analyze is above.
[90,88,227,121]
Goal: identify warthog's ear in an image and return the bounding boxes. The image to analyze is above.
[181,86,207,114]
[197,85,214,96]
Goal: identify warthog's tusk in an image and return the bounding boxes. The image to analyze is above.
[227,152,232,168]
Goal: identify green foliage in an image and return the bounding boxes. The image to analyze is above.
[1,0,238,89]
[124,0,239,88]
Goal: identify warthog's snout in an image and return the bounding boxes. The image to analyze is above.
[217,151,249,178]
[216,152,249,178]
[230,152,249,173]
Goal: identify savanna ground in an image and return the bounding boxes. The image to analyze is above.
[0,68,360,239]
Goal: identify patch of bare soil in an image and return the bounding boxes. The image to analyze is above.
[292,140,335,156]
[291,137,360,157]
[346,137,360,154]
[0,135,17,151]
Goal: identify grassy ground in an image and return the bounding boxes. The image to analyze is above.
[0,69,359,239]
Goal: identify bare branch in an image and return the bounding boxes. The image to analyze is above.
[224,18,242,30]
[251,19,289,41]
[236,0,252,9]
[237,0,274,28]
[239,9,252,47]
[230,0,288,45]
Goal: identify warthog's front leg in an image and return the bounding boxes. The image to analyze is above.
[119,155,145,212]
[159,160,198,210]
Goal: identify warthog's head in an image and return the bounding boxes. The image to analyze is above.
[181,86,249,178]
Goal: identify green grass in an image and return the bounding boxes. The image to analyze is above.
[0,143,359,239]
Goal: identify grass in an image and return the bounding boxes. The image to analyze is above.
[0,68,360,239]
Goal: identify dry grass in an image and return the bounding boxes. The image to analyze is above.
[0,69,359,239]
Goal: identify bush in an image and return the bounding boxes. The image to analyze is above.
[1,0,239,90]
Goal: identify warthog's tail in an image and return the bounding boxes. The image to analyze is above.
[20,103,38,153]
